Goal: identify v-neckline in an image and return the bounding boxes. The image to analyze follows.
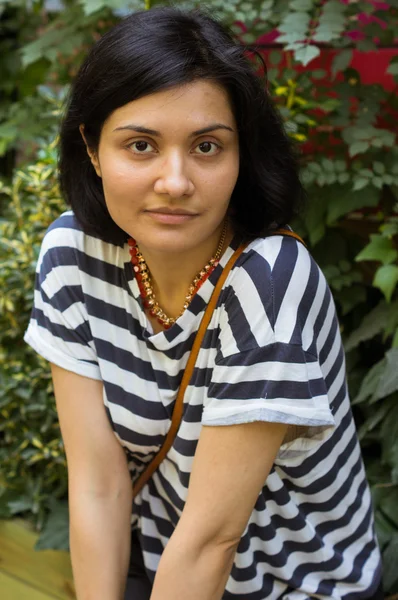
[123,232,242,347]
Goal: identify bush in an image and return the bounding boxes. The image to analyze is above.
[0,137,69,547]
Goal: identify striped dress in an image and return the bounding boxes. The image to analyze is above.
[24,211,382,599]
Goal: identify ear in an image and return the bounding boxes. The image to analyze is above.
[79,124,102,178]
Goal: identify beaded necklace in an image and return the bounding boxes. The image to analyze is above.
[128,219,228,329]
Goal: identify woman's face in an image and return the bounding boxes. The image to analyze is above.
[85,80,240,255]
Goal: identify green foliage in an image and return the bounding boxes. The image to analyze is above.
[0,137,68,545]
[34,500,69,550]
[1,0,398,590]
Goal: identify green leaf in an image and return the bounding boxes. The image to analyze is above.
[373,129,395,148]
[373,265,398,303]
[284,42,305,52]
[269,50,282,66]
[277,32,304,44]
[327,186,379,225]
[312,69,326,79]
[241,32,256,43]
[282,12,310,26]
[392,329,398,349]
[352,177,369,191]
[323,265,340,280]
[304,194,327,245]
[379,487,398,530]
[373,161,385,175]
[387,61,398,76]
[20,27,85,68]
[8,496,33,514]
[355,235,397,266]
[383,534,398,592]
[294,45,320,66]
[371,137,384,148]
[20,30,63,68]
[374,510,396,552]
[334,160,346,173]
[331,49,353,78]
[322,0,345,15]
[349,141,369,157]
[338,173,350,184]
[279,18,310,35]
[344,301,398,352]
[357,398,394,441]
[348,125,375,142]
[356,39,376,52]
[267,68,279,81]
[358,168,373,178]
[373,176,384,189]
[321,158,334,172]
[312,31,336,43]
[337,285,366,316]
[373,349,398,401]
[290,0,312,9]
[381,404,398,481]
[353,358,386,404]
[35,501,69,550]
[0,489,24,518]
[307,161,322,174]
[80,0,112,15]
[383,174,394,185]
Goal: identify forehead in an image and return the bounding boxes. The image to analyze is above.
[103,80,235,132]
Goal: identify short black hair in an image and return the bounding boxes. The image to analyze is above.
[59,6,304,245]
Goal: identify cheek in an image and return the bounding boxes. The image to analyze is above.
[100,155,149,200]
[203,155,239,198]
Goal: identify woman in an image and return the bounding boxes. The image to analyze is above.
[24,7,382,600]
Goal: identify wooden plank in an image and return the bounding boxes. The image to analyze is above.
[0,520,75,599]
[0,570,56,600]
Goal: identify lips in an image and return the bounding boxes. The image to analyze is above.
[145,210,198,224]
[146,208,198,216]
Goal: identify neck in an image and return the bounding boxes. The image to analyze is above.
[137,222,235,319]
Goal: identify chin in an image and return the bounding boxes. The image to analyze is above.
[144,235,199,255]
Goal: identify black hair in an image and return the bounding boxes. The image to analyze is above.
[59,6,304,245]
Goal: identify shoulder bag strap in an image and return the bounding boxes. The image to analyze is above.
[132,228,305,499]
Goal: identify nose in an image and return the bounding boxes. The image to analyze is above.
[153,150,194,198]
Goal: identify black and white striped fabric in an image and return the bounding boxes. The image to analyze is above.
[25,211,382,599]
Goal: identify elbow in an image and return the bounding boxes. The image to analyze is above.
[71,480,132,502]
[68,468,132,503]
[173,520,241,561]
[209,530,241,558]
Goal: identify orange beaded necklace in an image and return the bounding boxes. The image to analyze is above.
[128,219,228,329]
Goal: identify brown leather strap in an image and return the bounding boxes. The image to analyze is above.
[270,228,306,246]
[132,228,305,499]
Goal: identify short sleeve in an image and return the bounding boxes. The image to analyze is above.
[203,343,334,428]
[202,235,336,430]
[24,220,101,380]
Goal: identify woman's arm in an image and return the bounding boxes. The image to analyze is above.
[150,420,288,600]
[51,364,132,600]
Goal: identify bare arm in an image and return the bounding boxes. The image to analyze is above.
[150,420,288,600]
[51,364,132,600]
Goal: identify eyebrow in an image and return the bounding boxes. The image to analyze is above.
[112,123,235,136]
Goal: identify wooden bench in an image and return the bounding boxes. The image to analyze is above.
[2,518,395,599]
[0,519,75,599]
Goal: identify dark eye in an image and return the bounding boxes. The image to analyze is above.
[129,141,154,153]
[195,141,220,155]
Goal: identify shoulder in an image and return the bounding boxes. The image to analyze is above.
[38,211,85,264]
[37,210,123,275]
[238,233,313,276]
[222,233,331,346]
[228,233,319,296]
